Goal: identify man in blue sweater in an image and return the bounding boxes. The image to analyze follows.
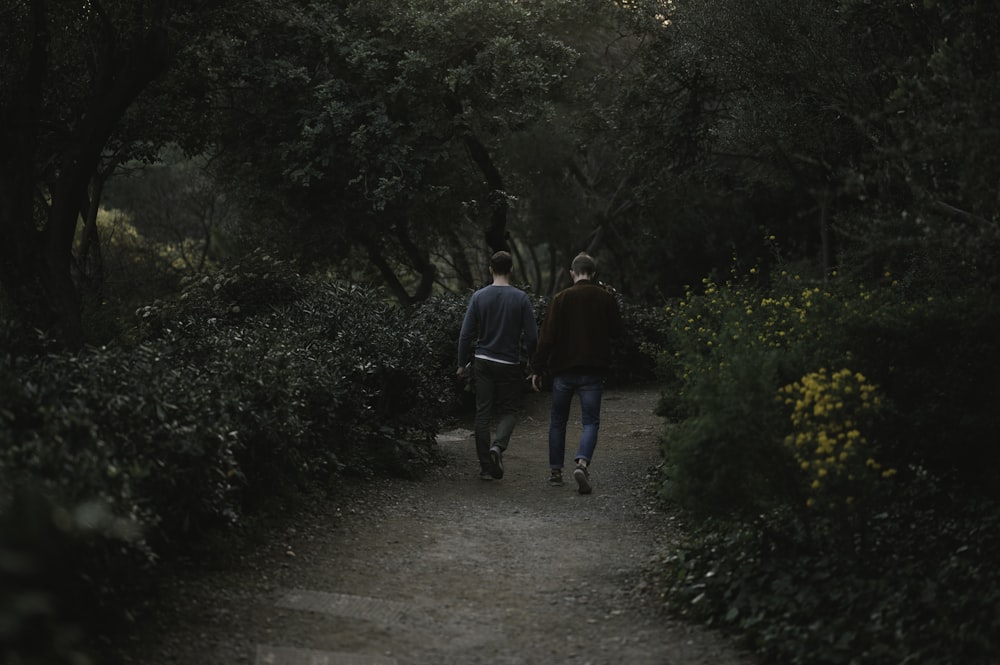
[457,251,538,480]
[529,252,624,494]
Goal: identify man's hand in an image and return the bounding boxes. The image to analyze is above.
[528,374,542,392]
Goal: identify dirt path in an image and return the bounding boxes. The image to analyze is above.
[116,386,754,665]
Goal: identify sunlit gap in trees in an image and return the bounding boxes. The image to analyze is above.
[614,0,673,26]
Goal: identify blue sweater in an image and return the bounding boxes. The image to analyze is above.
[457,285,538,366]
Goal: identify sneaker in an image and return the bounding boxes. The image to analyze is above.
[548,469,564,486]
[479,466,494,481]
[573,463,592,495]
[489,445,504,479]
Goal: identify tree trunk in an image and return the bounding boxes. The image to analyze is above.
[365,238,413,308]
[819,190,831,281]
[546,244,559,297]
[0,0,67,346]
[395,220,436,304]
[78,171,108,295]
[0,4,174,349]
[444,96,509,254]
[445,227,475,291]
[526,242,543,294]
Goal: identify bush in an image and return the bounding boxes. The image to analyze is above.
[615,299,673,385]
[408,292,479,418]
[840,291,1000,495]
[656,272,823,514]
[134,252,452,484]
[657,503,1000,665]
[0,488,146,665]
[657,269,1000,514]
[0,253,458,662]
[778,368,896,515]
[655,266,1000,665]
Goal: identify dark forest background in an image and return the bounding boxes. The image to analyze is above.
[2,1,998,664]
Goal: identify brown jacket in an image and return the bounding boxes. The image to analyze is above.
[530,279,624,376]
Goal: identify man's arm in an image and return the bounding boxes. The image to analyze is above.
[456,295,478,370]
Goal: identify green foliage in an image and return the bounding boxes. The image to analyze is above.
[603,0,1000,300]
[657,263,1000,664]
[186,0,584,290]
[839,290,1000,494]
[134,251,451,485]
[0,488,146,665]
[658,266,1000,514]
[0,251,458,660]
[408,292,479,415]
[844,0,1000,223]
[657,504,1000,665]
[613,299,673,385]
[657,272,818,514]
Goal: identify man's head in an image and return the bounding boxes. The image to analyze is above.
[490,251,514,276]
[570,252,597,279]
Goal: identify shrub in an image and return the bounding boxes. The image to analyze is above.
[656,265,1000,665]
[657,269,1000,513]
[839,290,1000,495]
[657,503,1000,665]
[779,368,895,514]
[0,487,149,665]
[656,272,824,514]
[0,254,458,662]
[614,299,673,385]
[407,292,477,418]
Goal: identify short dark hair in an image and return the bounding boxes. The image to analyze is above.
[571,252,597,276]
[490,251,514,275]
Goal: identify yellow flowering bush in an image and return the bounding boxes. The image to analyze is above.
[660,260,998,513]
[780,368,894,510]
[658,270,829,512]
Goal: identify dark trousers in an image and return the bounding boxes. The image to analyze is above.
[473,358,525,465]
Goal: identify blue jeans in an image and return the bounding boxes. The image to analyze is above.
[548,371,604,470]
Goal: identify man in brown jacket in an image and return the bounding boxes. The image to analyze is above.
[529,253,624,493]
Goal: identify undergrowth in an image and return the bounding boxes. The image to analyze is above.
[655,264,1000,664]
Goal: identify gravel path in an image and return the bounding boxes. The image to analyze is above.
[116,385,754,665]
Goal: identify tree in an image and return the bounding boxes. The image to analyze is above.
[601,0,1000,293]
[624,0,882,281]
[103,148,234,274]
[183,0,584,302]
[0,0,209,348]
[835,0,1000,287]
